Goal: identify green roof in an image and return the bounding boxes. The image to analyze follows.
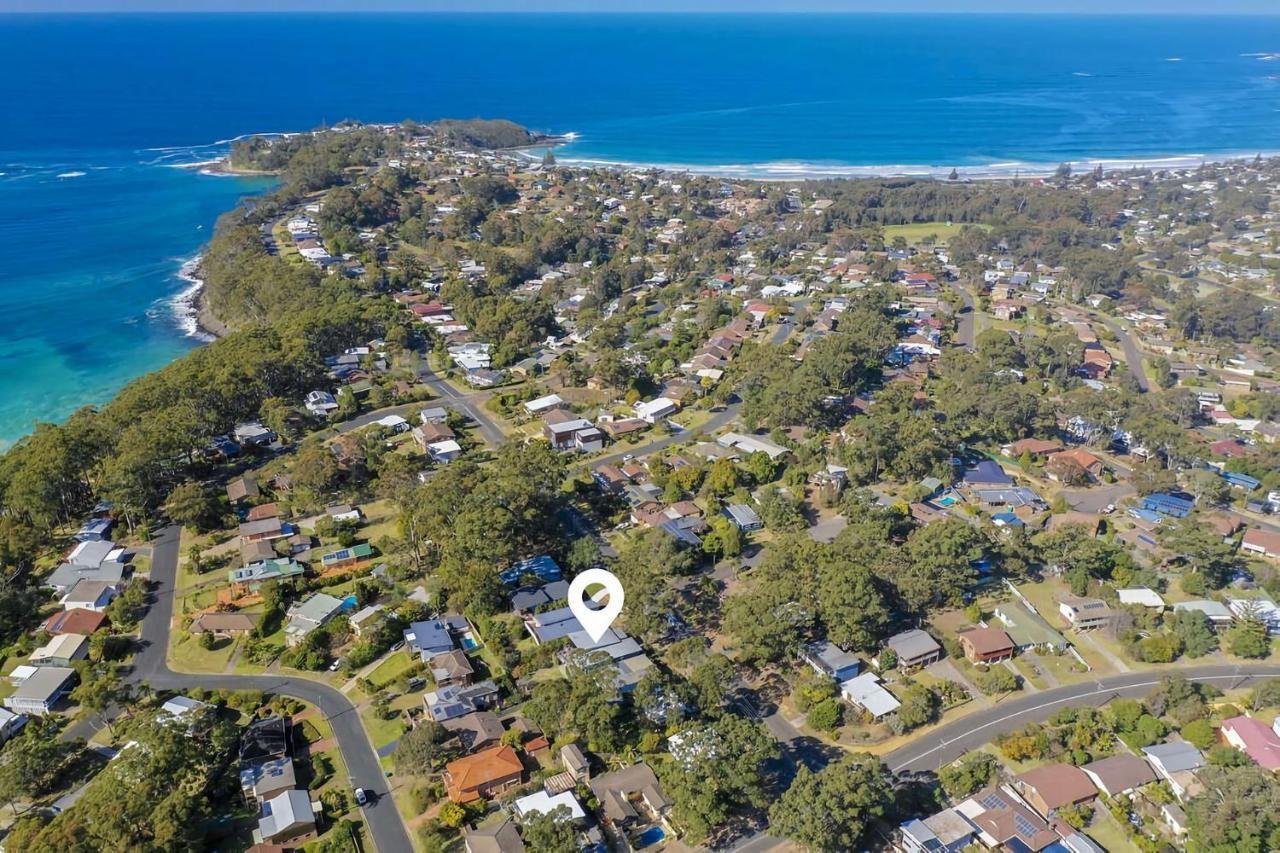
[321,542,373,565]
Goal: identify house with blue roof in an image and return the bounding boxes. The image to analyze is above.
[500,555,563,586]
[963,460,1014,487]
[1142,493,1195,518]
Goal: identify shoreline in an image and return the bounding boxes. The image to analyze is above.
[522,143,1280,181]
[172,255,228,341]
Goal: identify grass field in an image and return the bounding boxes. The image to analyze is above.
[882,221,989,245]
[168,632,237,673]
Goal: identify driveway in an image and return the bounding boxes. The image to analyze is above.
[132,526,414,853]
[590,403,741,469]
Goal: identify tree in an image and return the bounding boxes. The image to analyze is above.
[162,481,221,531]
[806,698,842,731]
[392,722,444,776]
[1181,719,1217,750]
[1186,765,1280,851]
[0,723,82,813]
[656,716,780,843]
[1227,617,1272,659]
[1170,608,1218,658]
[768,755,893,851]
[521,806,578,852]
[938,753,999,799]
[703,515,743,561]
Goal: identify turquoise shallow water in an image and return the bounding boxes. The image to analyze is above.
[1,12,1279,444]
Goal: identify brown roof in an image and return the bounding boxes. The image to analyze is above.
[429,650,474,682]
[444,745,522,802]
[958,627,1015,656]
[463,817,525,853]
[1243,527,1280,555]
[1016,764,1098,811]
[246,503,281,522]
[442,711,506,753]
[415,423,456,444]
[1081,754,1158,794]
[1048,448,1104,471]
[190,612,257,633]
[241,539,278,565]
[42,608,108,636]
[1006,438,1063,456]
[966,786,1057,851]
[227,476,260,502]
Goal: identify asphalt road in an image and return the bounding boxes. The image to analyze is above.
[948,281,976,349]
[884,664,1280,773]
[1092,314,1150,393]
[589,403,742,469]
[133,526,414,853]
[415,361,507,447]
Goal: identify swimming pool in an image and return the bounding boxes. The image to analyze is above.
[633,826,666,847]
[936,495,957,507]
[342,594,358,608]
[460,632,480,650]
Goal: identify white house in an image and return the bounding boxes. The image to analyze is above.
[839,672,900,719]
[304,390,338,417]
[523,394,565,415]
[634,397,678,424]
[428,439,463,463]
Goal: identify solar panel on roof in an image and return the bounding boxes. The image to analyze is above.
[980,793,1005,809]
[1013,814,1038,837]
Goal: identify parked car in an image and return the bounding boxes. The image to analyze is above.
[354,787,369,806]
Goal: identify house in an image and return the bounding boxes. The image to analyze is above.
[1081,754,1158,796]
[3,666,75,716]
[962,460,1014,487]
[724,503,763,531]
[45,556,127,595]
[716,431,790,461]
[885,629,942,670]
[318,543,372,573]
[514,790,586,822]
[240,715,290,766]
[73,518,113,542]
[239,756,297,805]
[839,672,901,719]
[1117,587,1165,609]
[954,785,1058,851]
[428,439,464,463]
[1046,448,1106,482]
[958,627,1015,664]
[1058,594,1115,631]
[1241,528,1280,559]
[348,603,384,638]
[444,744,524,803]
[464,817,525,853]
[413,421,456,449]
[304,390,339,417]
[561,743,590,780]
[190,612,256,637]
[1014,764,1097,818]
[29,633,89,667]
[1002,438,1063,458]
[1142,741,1206,800]
[429,650,474,688]
[523,394,565,415]
[510,580,569,612]
[238,517,287,543]
[1220,716,1280,771]
[229,557,305,590]
[1142,493,1195,518]
[60,579,119,612]
[405,619,456,658]
[544,417,605,453]
[634,397,678,424]
[898,808,979,853]
[1226,596,1280,635]
[1171,599,1233,628]
[800,641,861,682]
[442,710,506,753]
[588,763,671,828]
[994,600,1070,652]
[283,593,346,646]
[424,680,501,722]
[253,788,317,846]
[41,607,107,636]
[227,476,260,503]
[0,708,27,746]
[501,555,564,586]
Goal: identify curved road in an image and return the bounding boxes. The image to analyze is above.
[415,362,507,447]
[134,526,413,853]
[885,664,1280,773]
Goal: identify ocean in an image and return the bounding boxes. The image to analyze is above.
[1,12,1279,445]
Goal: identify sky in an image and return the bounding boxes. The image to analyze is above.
[3,0,1278,13]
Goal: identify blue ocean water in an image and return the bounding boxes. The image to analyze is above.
[1,12,1279,444]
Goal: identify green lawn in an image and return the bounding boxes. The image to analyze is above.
[365,650,418,691]
[168,632,237,673]
[882,221,989,245]
[1088,809,1141,852]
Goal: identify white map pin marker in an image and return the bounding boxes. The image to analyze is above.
[567,567,625,643]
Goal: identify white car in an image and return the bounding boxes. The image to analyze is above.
[354,787,369,806]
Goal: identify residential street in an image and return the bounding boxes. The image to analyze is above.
[415,361,507,447]
[1091,313,1151,392]
[132,526,414,853]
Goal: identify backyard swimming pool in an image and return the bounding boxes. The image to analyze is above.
[633,826,666,847]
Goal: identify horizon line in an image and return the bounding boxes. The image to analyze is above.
[4,8,1280,14]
